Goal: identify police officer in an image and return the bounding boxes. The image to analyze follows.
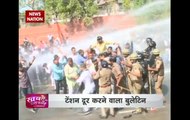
[121,49,132,93]
[109,56,126,94]
[148,49,165,101]
[128,53,143,113]
[145,37,156,54]
[137,52,149,93]
[93,61,115,119]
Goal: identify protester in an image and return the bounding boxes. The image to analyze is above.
[52,55,67,94]
[19,56,37,113]
[64,58,80,94]
[68,47,78,64]
[76,64,95,115]
[90,36,115,53]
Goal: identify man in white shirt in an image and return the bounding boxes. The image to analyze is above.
[68,47,78,65]
[76,64,95,115]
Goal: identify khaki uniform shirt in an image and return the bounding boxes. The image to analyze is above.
[155,57,164,76]
[93,68,112,87]
[125,56,132,71]
[129,62,143,82]
[112,62,123,80]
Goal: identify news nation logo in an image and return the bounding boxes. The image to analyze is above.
[25,10,45,23]
[26,94,48,108]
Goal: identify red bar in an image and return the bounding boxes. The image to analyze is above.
[25,10,45,23]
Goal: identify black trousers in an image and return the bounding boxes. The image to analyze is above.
[21,84,33,96]
[93,79,99,94]
[55,79,67,94]
[20,86,36,111]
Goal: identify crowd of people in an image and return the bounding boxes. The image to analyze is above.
[19,35,166,118]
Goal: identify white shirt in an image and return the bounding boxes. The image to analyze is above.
[68,54,78,65]
[76,70,95,94]
[85,59,96,74]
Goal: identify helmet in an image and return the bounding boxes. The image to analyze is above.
[152,49,160,55]
[130,53,138,60]
[101,60,108,68]
[97,36,103,40]
[146,37,152,43]
[146,38,156,47]
[123,49,130,55]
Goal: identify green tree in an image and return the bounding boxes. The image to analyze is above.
[79,0,98,26]
[123,0,147,10]
[45,0,67,19]
[45,0,98,26]
[123,0,133,10]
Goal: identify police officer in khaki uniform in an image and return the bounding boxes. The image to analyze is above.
[122,49,131,75]
[128,53,143,113]
[109,56,126,94]
[121,49,132,93]
[148,49,165,101]
[93,61,115,119]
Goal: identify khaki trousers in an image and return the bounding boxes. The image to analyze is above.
[99,86,114,117]
[155,75,164,95]
[131,80,143,113]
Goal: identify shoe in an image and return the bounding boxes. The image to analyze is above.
[110,114,115,117]
[34,108,39,113]
[28,109,36,113]
[83,111,91,115]
[78,110,91,115]
[123,114,132,119]
[99,115,107,119]
[132,110,142,114]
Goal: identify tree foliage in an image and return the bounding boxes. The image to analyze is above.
[123,0,133,10]
[123,0,148,10]
[45,0,98,26]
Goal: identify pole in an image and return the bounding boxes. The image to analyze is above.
[55,21,66,45]
[117,85,130,92]
[148,71,152,94]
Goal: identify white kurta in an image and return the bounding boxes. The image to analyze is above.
[76,70,95,94]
